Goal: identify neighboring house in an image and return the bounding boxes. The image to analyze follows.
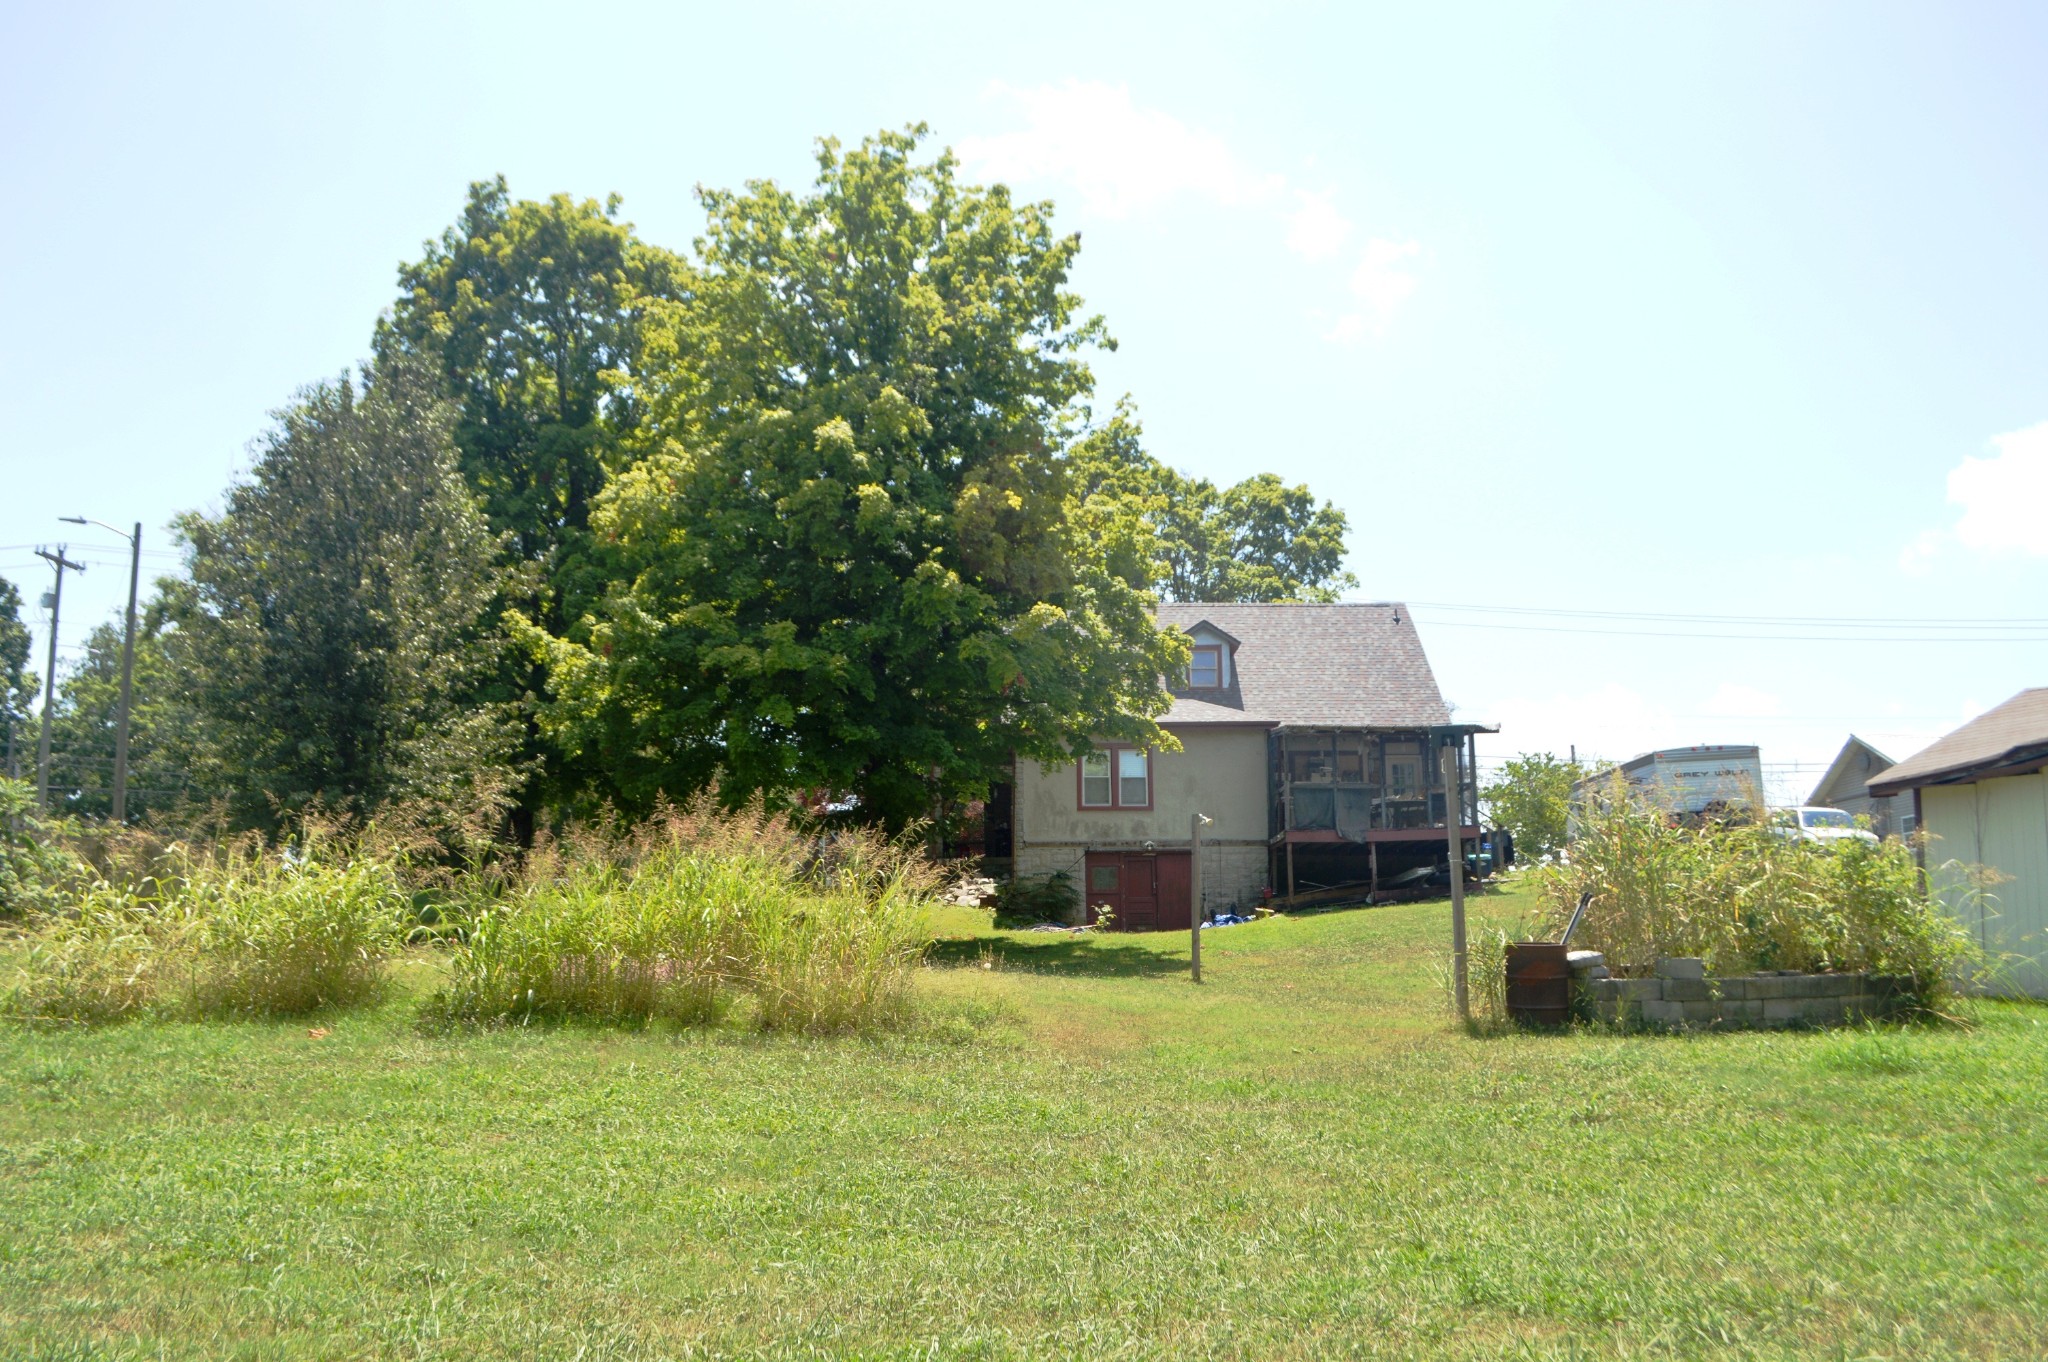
[1009,602,1493,929]
[1868,688,2048,999]
[1808,735,1911,838]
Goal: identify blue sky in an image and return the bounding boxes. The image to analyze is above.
[4,1,2045,800]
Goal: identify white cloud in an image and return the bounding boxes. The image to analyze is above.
[1284,189,1352,261]
[956,80,1281,219]
[1326,238,1422,343]
[1904,419,2048,569]
[958,82,1424,343]
[1949,420,2048,555]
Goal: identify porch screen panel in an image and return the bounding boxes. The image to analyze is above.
[1293,786,1335,830]
[1335,788,1373,841]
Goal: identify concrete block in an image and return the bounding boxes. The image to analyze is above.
[1749,976,1803,1000]
[1581,965,1612,981]
[1567,950,1607,974]
[1582,978,1621,1002]
[1655,956,1706,981]
[1680,1000,1720,1024]
[1718,999,1765,1024]
[1609,978,1661,1002]
[1663,979,1713,1003]
[1813,973,1859,998]
[1716,977,1751,1000]
[1763,998,1812,1024]
[1639,999,1686,1028]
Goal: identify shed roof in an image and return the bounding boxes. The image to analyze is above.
[1153,602,1457,728]
[1867,688,2048,796]
[1809,735,1897,807]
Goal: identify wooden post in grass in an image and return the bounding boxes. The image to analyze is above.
[1442,744,1469,1022]
[1190,812,1211,983]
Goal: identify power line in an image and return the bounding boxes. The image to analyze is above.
[1406,599,2048,627]
[1412,616,2047,643]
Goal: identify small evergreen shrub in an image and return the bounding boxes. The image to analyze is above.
[990,872,1078,927]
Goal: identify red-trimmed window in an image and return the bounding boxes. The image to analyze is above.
[1188,644,1223,689]
[1078,746,1151,810]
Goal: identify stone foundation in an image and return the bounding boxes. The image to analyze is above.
[1570,954,1917,1030]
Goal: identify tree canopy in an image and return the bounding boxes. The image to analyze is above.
[0,577,33,763]
[1067,402,1357,603]
[45,607,208,823]
[166,354,516,831]
[34,126,1368,838]
[1481,751,1593,862]
[522,128,1183,827]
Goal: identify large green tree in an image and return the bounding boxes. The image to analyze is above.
[381,179,693,832]
[44,605,212,823]
[1067,402,1357,602]
[383,179,692,587]
[522,128,1184,827]
[0,577,33,775]
[166,354,516,831]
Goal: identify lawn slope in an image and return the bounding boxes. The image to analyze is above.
[4,886,2045,1360]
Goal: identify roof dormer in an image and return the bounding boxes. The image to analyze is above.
[1180,619,1240,691]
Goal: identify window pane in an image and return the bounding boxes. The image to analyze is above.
[1090,864,1120,892]
[1189,648,1220,688]
[1118,748,1149,806]
[1081,752,1112,806]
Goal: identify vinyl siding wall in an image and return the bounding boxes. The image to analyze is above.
[1924,772,2048,998]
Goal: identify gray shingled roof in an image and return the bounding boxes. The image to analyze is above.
[1868,688,2048,795]
[1153,602,1454,727]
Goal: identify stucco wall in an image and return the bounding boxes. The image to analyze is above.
[1016,726,1269,844]
[1014,725,1273,916]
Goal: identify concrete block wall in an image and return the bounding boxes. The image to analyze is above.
[1572,955,1916,1030]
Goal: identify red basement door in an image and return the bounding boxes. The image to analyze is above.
[1083,851,1192,932]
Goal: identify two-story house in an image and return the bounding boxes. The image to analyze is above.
[1007,602,1494,928]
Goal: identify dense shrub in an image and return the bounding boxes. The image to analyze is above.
[990,872,1079,927]
[426,800,937,1034]
[1542,782,1976,1008]
[0,777,81,920]
[4,833,412,1024]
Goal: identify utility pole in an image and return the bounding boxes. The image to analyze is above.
[1189,812,1212,983]
[32,546,85,809]
[61,517,141,822]
[1442,742,1469,1023]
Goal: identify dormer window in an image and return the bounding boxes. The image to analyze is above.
[1188,644,1223,690]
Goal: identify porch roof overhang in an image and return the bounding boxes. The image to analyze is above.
[1270,722,1500,738]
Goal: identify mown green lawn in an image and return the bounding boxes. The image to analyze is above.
[4,883,2045,1360]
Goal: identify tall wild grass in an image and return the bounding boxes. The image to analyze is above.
[426,798,939,1034]
[5,830,413,1024]
[1541,778,1977,1008]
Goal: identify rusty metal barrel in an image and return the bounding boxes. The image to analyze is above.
[1505,941,1573,1028]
